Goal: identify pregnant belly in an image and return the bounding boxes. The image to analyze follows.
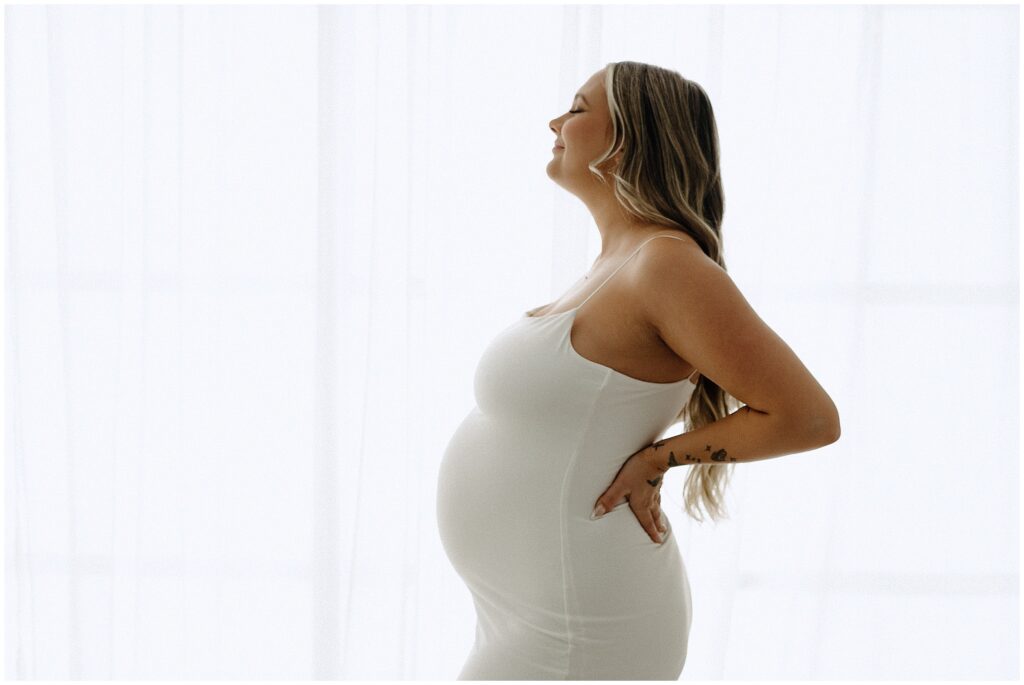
[436,409,568,593]
[436,407,689,620]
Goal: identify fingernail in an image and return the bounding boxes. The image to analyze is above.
[590,503,606,520]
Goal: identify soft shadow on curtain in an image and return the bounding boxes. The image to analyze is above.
[5,3,1017,680]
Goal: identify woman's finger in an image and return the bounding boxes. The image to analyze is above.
[638,509,662,544]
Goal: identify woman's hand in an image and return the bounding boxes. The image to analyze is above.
[590,445,670,544]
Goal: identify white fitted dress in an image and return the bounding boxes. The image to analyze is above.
[436,234,697,679]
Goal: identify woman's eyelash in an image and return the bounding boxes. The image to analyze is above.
[568,109,582,114]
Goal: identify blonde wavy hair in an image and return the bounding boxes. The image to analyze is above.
[588,60,741,524]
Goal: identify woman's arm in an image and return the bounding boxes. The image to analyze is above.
[637,240,841,442]
[645,403,837,472]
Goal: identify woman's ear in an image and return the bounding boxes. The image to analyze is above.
[597,148,623,176]
[607,150,624,176]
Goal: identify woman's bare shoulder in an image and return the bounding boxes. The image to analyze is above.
[633,234,840,431]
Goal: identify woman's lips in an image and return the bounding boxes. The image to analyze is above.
[553,145,565,151]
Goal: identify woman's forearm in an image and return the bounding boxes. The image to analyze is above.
[646,406,839,470]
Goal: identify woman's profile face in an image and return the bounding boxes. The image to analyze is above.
[547,68,617,187]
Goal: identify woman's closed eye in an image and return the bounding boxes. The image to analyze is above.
[568,109,582,114]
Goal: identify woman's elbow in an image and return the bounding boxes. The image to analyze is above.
[817,402,841,444]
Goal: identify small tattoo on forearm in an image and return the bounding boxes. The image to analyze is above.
[658,440,738,467]
[646,476,662,487]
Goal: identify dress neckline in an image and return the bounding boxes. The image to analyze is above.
[519,232,699,387]
[523,305,579,320]
[521,306,695,388]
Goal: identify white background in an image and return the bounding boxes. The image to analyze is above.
[4,2,1018,679]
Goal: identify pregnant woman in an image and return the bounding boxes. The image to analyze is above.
[436,61,841,679]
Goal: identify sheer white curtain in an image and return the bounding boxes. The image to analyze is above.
[5,3,1017,679]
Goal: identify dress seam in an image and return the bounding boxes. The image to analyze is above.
[557,369,612,679]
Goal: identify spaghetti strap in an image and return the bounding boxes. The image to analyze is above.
[576,233,689,309]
